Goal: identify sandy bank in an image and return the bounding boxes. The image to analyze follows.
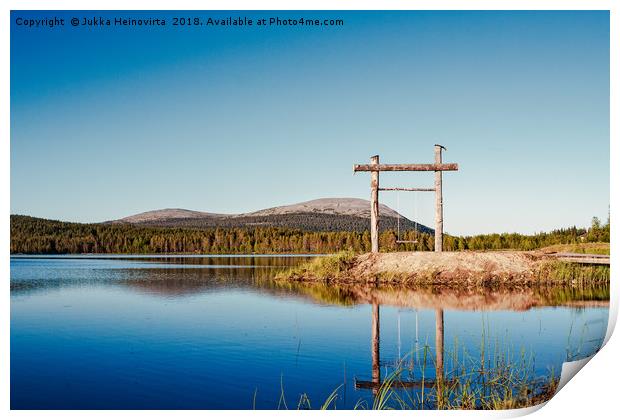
[281,251,609,285]
[352,251,540,281]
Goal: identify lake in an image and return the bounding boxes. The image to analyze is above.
[10,255,609,409]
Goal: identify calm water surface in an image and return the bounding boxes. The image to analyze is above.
[11,255,609,409]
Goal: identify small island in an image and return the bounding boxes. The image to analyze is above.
[279,246,610,285]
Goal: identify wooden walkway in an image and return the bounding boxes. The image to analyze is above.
[545,252,610,266]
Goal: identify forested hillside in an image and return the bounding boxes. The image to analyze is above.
[123,212,430,232]
[10,215,610,254]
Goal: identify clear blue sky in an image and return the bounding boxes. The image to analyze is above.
[11,10,609,235]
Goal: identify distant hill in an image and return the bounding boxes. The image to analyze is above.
[243,198,401,218]
[110,198,433,233]
[117,208,225,224]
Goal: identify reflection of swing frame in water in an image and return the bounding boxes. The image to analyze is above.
[354,303,446,394]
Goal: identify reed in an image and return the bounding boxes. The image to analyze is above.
[261,338,558,410]
[275,251,357,282]
[539,242,610,255]
[538,260,610,283]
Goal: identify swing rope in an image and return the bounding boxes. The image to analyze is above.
[397,190,401,240]
[395,190,418,245]
[414,191,418,243]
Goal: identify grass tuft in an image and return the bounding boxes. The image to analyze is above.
[538,261,610,283]
[539,242,609,255]
[275,251,357,282]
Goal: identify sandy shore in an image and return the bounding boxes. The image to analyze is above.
[351,251,541,281]
[282,250,609,285]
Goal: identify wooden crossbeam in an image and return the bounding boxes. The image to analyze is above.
[544,252,610,266]
[354,163,458,172]
[547,252,609,259]
[354,378,455,390]
[556,257,609,265]
[379,187,435,192]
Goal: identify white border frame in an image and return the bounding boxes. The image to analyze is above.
[2,2,617,419]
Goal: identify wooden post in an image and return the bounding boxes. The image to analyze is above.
[435,308,444,382]
[370,155,380,253]
[435,308,445,407]
[434,145,444,252]
[371,302,381,395]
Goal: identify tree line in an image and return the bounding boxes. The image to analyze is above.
[134,212,431,233]
[10,215,610,255]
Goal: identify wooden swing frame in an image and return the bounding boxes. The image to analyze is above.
[354,145,459,253]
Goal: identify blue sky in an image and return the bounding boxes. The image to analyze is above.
[11,10,609,235]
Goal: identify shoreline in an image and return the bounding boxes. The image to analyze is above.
[278,250,610,285]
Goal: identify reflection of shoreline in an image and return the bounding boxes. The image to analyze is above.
[270,280,609,311]
[11,258,610,311]
[116,268,609,311]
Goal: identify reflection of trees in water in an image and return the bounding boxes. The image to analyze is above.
[119,266,285,296]
[12,257,609,309]
[121,255,310,267]
[10,256,309,297]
